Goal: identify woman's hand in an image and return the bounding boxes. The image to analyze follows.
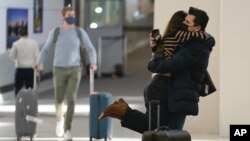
[149,37,157,47]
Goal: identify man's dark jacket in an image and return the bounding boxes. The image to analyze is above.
[148,37,215,115]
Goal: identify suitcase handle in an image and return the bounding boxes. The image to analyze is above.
[33,69,40,90]
[148,100,160,131]
[155,126,170,131]
[89,68,96,95]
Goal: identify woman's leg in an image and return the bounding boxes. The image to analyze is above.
[121,75,170,133]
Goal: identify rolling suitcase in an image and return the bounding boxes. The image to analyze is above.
[142,100,191,141]
[15,71,39,141]
[89,69,112,141]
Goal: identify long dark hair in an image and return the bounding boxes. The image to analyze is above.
[163,10,187,37]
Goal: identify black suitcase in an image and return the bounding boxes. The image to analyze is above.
[142,100,191,141]
[15,71,39,141]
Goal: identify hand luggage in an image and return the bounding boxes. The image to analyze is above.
[142,100,191,141]
[15,71,39,141]
[89,69,112,141]
[200,70,216,97]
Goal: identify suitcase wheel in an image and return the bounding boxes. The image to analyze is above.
[17,135,21,141]
[30,136,33,141]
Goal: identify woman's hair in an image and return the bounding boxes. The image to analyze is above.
[163,10,187,37]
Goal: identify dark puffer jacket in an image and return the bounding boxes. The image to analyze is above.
[148,37,215,115]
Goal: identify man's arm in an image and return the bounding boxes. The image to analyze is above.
[79,28,97,70]
[80,28,97,65]
[148,40,210,73]
[37,29,55,65]
[148,47,195,73]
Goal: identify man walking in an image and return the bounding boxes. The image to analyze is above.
[10,28,40,97]
[35,6,97,140]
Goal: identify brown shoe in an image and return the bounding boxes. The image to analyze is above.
[118,98,126,103]
[99,98,128,120]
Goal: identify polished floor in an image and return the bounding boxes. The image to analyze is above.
[0,47,228,141]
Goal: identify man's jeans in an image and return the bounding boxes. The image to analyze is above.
[53,66,82,131]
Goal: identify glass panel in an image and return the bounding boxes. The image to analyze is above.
[123,0,155,53]
[125,0,154,27]
[88,0,121,28]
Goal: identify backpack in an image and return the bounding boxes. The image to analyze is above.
[52,26,89,76]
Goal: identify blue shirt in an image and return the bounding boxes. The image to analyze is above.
[38,26,97,68]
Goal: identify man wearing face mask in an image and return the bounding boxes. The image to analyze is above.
[35,6,97,140]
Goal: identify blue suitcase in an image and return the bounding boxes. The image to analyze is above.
[89,69,112,141]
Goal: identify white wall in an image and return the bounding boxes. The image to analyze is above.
[155,0,220,135]
[0,0,63,87]
[220,0,250,137]
[0,8,7,53]
[0,0,30,53]
[0,0,63,53]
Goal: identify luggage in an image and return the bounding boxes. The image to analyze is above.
[89,69,112,141]
[200,70,216,97]
[142,100,191,141]
[15,71,39,141]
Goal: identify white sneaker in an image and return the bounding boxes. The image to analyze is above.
[56,117,64,137]
[64,130,72,141]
